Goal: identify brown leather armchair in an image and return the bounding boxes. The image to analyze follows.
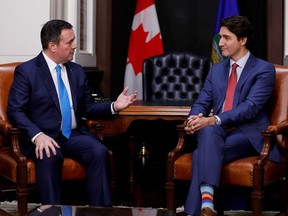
[165,64,288,216]
[0,62,114,216]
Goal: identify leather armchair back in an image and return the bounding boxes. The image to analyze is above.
[269,64,288,152]
[142,53,211,101]
[0,62,21,122]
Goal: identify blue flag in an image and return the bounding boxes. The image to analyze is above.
[211,0,239,64]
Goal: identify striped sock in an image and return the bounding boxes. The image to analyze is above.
[200,183,214,211]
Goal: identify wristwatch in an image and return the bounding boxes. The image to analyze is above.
[214,115,221,125]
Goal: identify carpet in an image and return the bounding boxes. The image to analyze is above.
[0,201,39,216]
[0,202,173,216]
[0,201,281,216]
[175,206,280,216]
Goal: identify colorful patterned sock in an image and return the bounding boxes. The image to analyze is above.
[200,183,214,211]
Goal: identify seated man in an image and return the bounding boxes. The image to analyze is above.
[183,15,281,216]
[7,19,137,206]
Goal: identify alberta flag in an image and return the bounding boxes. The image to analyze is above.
[211,0,239,64]
[124,0,164,100]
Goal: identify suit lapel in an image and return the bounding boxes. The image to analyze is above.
[219,60,230,95]
[215,60,230,113]
[233,54,256,106]
[237,54,256,86]
[36,53,61,112]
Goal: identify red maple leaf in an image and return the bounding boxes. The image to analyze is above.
[127,24,163,76]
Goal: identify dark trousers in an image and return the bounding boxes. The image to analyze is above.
[184,125,257,216]
[34,130,111,206]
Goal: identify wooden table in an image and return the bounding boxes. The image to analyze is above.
[89,100,192,207]
[95,100,191,136]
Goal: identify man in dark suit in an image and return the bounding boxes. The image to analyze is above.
[7,19,137,207]
[183,16,281,216]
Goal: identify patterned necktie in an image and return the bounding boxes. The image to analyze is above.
[56,65,71,138]
[224,63,238,111]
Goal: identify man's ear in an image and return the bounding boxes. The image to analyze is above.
[240,37,247,46]
[48,42,57,53]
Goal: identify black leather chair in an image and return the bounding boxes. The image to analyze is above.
[142,52,211,101]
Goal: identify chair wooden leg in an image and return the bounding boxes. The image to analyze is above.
[165,180,175,211]
[17,160,29,216]
[165,158,175,211]
[279,176,288,216]
[251,189,263,216]
[17,187,29,216]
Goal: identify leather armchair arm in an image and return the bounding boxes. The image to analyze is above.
[265,122,288,135]
[168,124,187,161]
[169,122,288,166]
[9,127,27,163]
[256,122,288,166]
[83,119,105,140]
[0,120,27,164]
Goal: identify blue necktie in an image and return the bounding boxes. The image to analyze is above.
[61,205,72,216]
[56,65,71,138]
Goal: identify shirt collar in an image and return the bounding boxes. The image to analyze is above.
[42,51,63,72]
[230,51,250,69]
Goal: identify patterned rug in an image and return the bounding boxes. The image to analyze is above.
[0,201,39,216]
[0,201,281,216]
[175,206,280,216]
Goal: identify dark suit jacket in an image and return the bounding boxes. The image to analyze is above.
[189,54,281,163]
[7,52,114,153]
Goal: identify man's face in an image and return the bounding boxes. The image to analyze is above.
[54,28,77,63]
[218,26,247,61]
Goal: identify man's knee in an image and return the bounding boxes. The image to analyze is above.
[38,150,64,167]
[199,125,221,136]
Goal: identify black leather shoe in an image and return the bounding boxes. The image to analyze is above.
[199,207,217,216]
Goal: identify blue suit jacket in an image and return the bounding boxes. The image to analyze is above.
[7,52,113,152]
[189,54,281,163]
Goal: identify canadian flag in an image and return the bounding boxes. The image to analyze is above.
[124,0,164,100]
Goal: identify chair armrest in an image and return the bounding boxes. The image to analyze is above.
[83,119,105,140]
[0,120,27,163]
[265,122,288,135]
[168,124,187,161]
[9,127,27,163]
[84,119,105,130]
[256,122,288,166]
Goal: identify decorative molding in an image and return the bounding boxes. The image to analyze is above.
[50,0,64,19]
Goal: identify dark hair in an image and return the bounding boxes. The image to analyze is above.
[40,19,73,50]
[220,16,254,49]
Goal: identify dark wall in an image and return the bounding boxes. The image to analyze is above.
[110,0,266,99]
[157,0,218,55]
